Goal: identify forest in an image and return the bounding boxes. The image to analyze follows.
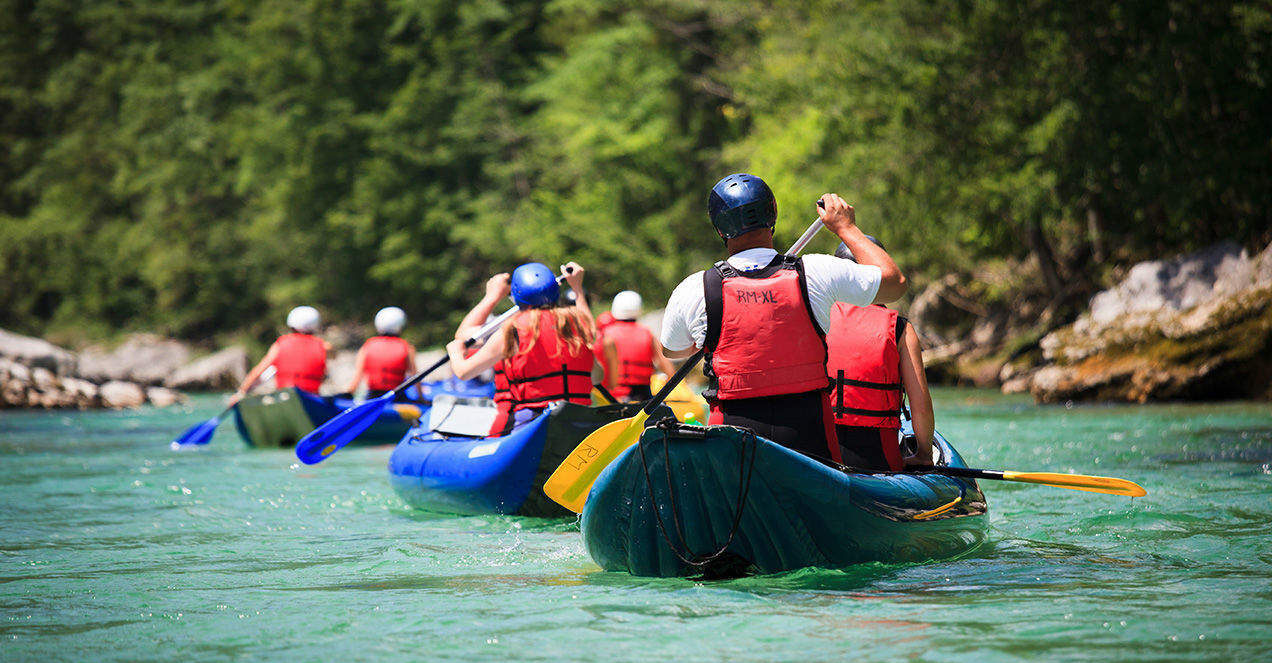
[2,0,1269,348]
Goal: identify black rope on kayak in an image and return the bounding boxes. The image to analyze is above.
[637,419,757,569]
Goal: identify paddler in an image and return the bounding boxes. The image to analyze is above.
[660,173,907,463]
[345,307,417,398]
[596,291,674,402]
[826,240,934,471]
[447,261,599,436]
[232,305,330,403]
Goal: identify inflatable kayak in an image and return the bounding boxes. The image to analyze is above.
[232,378,494,448]
[389,401,672,517]
[580,420,988,577]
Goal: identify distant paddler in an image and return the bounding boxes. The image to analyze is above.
[596,291,674,402]
[345,307,417,399]
[659,174,907,463]
[446,261,599,436]
[827,239,934,471]
[231,305,330,405]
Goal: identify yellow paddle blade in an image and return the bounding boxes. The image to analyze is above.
[1000,471,1147,497]
[543,410,650,513]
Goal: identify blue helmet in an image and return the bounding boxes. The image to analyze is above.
[510,262,559,308]
[708,173,777,240]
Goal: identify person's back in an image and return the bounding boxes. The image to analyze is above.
[361,335,412,392]
[596,291,674,402]
[505,308,595,409]
[273,332,327,393]
[826,302,904,470]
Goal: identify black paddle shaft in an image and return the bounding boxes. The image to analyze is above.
[642,350,704,416]
[913,466,1004,481]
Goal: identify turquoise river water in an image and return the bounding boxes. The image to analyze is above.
[2,389,1271,662]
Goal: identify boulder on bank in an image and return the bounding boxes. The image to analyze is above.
[166,346,249,391]
[0,328,78,375]
[79,334,192,386]
[1027,242,1272,403]
[99,381,147,409]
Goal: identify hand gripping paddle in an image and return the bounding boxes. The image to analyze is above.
[543,217,828,512]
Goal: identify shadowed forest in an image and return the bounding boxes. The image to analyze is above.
[2,1,1269,348]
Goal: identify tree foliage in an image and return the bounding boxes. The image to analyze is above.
[1,0,1268,346]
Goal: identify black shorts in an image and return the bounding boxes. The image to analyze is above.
[710,390,834,463]
[836,425,900,471]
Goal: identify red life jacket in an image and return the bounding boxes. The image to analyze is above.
[599,320,655,399]
[825,303,903,428]
[361,335,411,391]
[487,360,513,436]
[595,311,616,331]
[505,310,594,411]
[272,333,326,393]
[703,255,829,400]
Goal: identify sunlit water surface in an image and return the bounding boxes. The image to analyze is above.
[2,389,1270,662]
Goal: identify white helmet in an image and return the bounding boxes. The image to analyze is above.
[286,306,321,333]
[611,291,643,321]
[374,306,407,335]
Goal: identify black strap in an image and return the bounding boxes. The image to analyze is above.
[895,314,907,344]
[833,376,902,391]
[505,369,593,385]
[831,404,901,417]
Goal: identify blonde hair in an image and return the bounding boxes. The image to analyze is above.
[503,307,595,359]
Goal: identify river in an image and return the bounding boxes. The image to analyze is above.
[2,389,1270,662]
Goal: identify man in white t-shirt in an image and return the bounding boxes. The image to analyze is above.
[660,173,907,462]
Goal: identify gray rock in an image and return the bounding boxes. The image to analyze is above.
[322,349,358,393]
[62,377,100,408]
[0,328,78,375]
[1030,241,1272,403]
[2,381,28,407]
[79,334,191,386]
[31,367,58,391]
[146,386,184,408]
[99,381,146,409]
[166,346,249,391]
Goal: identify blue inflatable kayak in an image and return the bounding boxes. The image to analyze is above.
[232,378,494,448]
[580,420,988,577]
[389,401,671,517]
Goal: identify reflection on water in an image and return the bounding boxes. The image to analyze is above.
[1,392,1271,661]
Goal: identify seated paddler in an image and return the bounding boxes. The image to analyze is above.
[232,305,330,404]
[446,261,599,436]
[346,306,417,399]
[596,290,674,402]
[827,240,934,471]
[660,173,907,463]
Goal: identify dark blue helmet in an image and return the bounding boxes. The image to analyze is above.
[510,263,559,308]
[708,173,777,240]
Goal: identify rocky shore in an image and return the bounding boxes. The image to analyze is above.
[916,240,1272,403]
[0,330,247,410]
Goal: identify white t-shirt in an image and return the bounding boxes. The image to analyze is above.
[660,248,882,352]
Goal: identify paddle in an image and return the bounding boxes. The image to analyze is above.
[543,217,828,513]
[921,466,1147,497]
[170,366,276,448]
[294,274,569,465]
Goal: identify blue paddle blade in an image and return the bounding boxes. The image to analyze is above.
[295,394,393,464]
[171,417,219,447]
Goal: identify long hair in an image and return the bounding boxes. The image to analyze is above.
[503,307,595,359]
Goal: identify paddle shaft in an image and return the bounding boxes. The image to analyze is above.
[389,273,571,397]
[916,465,1146,497]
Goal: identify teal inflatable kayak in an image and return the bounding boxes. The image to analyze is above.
[579,420,987,577]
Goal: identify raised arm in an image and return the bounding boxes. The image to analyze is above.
[818,193,907,303]
[445,330,507,381]
[561,261,595,331]
[898,320,934,467]
[456,273,511,340]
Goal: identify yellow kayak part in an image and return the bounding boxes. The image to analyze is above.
[592,379,708,423]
